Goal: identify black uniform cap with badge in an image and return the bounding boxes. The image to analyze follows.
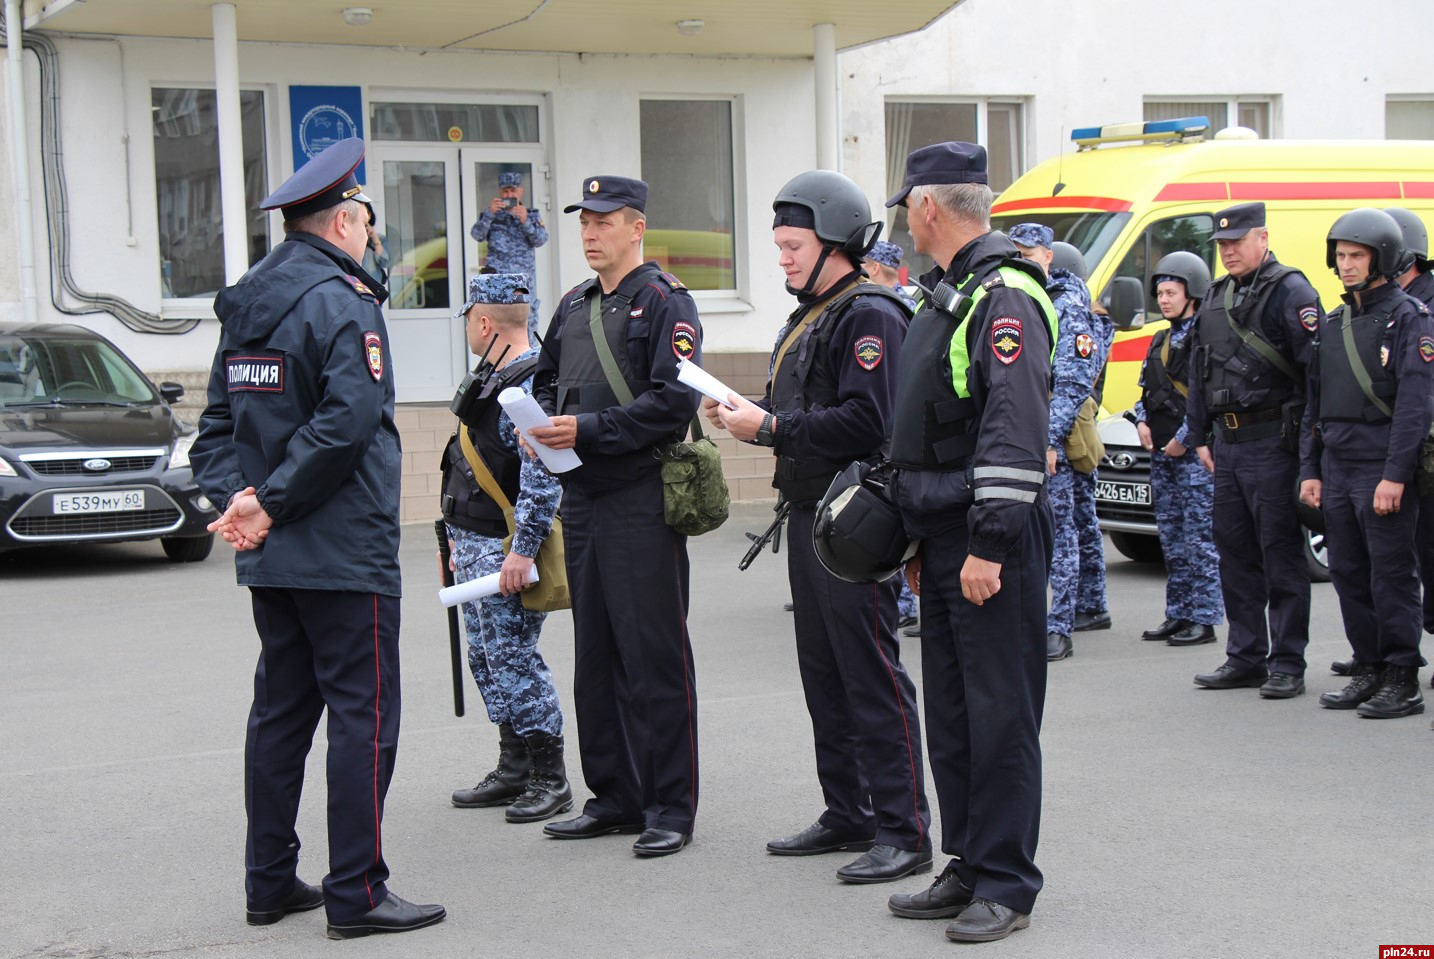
[563,175,648,214]
[1211,201,1266,241]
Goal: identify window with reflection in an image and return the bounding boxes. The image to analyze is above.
[640,99,737,292]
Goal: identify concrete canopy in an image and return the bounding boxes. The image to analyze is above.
[22,0,959,56]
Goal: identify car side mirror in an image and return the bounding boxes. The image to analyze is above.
[1101,276,1146,331]
[159,381,185,403]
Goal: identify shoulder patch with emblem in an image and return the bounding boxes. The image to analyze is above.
[672,321,697,360]
[854,335,884,371]
[1299,306,1320,333]
[1075,332,1094,359]
[992,317,1023,365]
[630,307,645,318]
[1420,336,1434,364]
[364,332,384,381]
[343,274,376,300]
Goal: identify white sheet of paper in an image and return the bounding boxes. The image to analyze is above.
[498,387,583,474]
[676,358,738,409]
[439,564,540,608]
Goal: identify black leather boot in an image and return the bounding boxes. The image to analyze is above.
[1318,663,1381,709]
[452,723,531,807]
[506,731,574,823]
[1356,665,1426,719]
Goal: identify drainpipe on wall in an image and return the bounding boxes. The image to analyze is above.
[211,2,248,285]
[5,0,39,323]
[813,22,838,172]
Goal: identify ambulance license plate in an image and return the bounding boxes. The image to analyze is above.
[1094,480,1151,506]
[53,490,146,513]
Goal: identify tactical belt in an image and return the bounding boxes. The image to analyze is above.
[1215,406,1282,443]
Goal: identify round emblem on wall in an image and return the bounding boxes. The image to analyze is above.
[447,126,463,142]
[298,104,360,160]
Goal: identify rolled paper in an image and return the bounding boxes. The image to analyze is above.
[498,387,583,473]
[438,563,540,607]
[676,358,739,409]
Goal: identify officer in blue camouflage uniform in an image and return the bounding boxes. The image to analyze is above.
[192,137,445,940]
[442,274,570,821]
[1301,209,1431,719]
[1132,252,1225,646]
[1010,223,1112,661]
[470,171,550,343]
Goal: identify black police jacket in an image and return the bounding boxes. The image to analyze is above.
[192,232,402,596]
[1300,282,1434,481]
[533,261,702,493]
[1139,320,1194,449]
[1406,270,1434,308]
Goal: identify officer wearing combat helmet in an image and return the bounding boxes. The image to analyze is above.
[442,274,569,821]
[1185,201,1322,699]
[1133,252,1225,646]
[704,170,931,885]
[471,171,550,343]
[191,138,445,939]
[1009,222,1112,662]
[1300,209,1432,718]
[881,142,1057,944]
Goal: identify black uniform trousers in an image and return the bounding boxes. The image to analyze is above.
[785,505,930,851]
[1323,455,1425,668]
[1212,434,1311,675]
[246,587,400,923]
[1419,495,1434,634]
[562,474,699,833]
[918,501,1051,916]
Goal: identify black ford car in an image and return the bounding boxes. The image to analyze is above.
[0,323,217,561]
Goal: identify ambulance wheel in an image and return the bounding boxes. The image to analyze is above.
[1109,531,1164,565]
[1303,526,1330,583]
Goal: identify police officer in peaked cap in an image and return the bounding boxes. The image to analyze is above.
[191,137,446,939]
[1184,201,1322,699]
[528,176,703,857]
[881,142,1058,944]
[703,168,931,885]
[1300,209,1431,718]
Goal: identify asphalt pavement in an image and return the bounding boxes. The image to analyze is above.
[3,500,1431,959]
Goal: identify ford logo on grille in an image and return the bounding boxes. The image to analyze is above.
[82,458,112,472]
[1105,452,1136,470]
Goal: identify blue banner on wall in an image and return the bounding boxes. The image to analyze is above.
[289,86,366,185]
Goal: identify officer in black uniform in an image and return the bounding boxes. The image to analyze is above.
[529,176,702,857]
[191,138,445,940]
[1301,208,1431,718]
[1185,202,1322,699]
[879,142,1057,944]
[703,170,930,884]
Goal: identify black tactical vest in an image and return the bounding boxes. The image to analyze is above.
[1196,263,1299,414]
[1317,301,1399,424]
[555,266,661,416]
[770,280,910,503]
[440,356,540,535]
[1406,270,1434,308]
[1141,325,1194,448]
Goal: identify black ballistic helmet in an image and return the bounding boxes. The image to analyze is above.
[773,170,883,257]
[1383,207,1429,273]
[1050,241,1088,280]
[1326,208,1406,279]
[1149,251,1212,301]
[812,461,914,584]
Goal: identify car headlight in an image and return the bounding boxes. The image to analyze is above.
[169,432,198,470]
[0,457,16,478]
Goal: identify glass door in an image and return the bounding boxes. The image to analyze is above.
[460,151,553,341]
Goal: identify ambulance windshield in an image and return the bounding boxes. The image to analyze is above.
[991,211,1130,272]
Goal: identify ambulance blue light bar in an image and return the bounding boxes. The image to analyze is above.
[1071,116,1210,150]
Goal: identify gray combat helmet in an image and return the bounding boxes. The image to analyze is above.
[1050,241,1088,280]
[773,170,882,257]
[1326,208,1406,279]
[1383,207,1429,273]
[1150,251,1212,302]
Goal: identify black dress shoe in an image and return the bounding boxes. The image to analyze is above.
[325,893,446,940]
[1259,671,1305,699]
[1046,632,1072,661]
[1319,663,1381,709]
[835,843,932,884]
[1193,662,1268,689]
[902,623,922,638]
[632,828,692,857]
[1167,623,1217,646]
[766,821,876,856]
[897,614,918,629]
[1073,610,1112,632]
[1331,657,1355,676]
[887,863,973,918]
[945,899,1030,943]
[246,878,324,926]
[1141,618,1190,641]
[542,813,645,839]
[783,602,795,612]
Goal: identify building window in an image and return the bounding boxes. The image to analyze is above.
[152,88,269,300]
[370,102,540,143]
[1387,98,1434,139]
[640,98,737,292]
[1144,98,1275,138]
[884,99,1025,277]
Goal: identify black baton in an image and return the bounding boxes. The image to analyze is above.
[433,519,466,717]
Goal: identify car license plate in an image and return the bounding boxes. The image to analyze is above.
[52,490,145,513]
[1095,480,1151,506]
